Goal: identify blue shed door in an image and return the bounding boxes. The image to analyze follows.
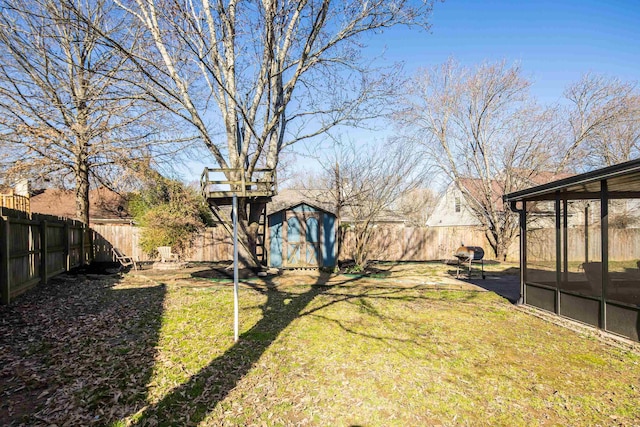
[286,216,303,266]
[282,211,325,268]
[306,217,320,266]
[322,214,336,267]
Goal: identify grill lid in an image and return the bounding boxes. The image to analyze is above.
[455,246,485,261]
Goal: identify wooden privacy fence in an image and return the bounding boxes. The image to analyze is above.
[91,223,516,263]
[92,223,233,263]
[527,226,640,263]
[340,224,505,262]
[0,207,91,304]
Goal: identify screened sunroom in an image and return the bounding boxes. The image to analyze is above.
[504,159,640,342]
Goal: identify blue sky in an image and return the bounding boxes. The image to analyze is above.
[373,0,640,103]
[179,0,640,182]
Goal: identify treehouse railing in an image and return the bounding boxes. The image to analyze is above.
[200,167,277,202]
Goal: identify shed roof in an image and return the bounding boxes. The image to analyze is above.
[503,158,640,202]
[267,201,335,217]
[270,188,335,214]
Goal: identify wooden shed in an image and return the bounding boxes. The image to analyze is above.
[268,202,336,269]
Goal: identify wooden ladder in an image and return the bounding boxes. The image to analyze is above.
[206,202,268,267]
[254,207,267,265]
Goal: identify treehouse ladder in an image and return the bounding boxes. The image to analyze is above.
[206,202,268,267]
[254,208,267,265]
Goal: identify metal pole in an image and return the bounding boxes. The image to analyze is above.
[233,194,239,342]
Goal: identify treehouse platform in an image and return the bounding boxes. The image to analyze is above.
[200,167,276,206]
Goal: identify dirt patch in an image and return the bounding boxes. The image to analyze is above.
[0,385,47,426]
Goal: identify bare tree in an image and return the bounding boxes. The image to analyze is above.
[0,0,182,225]
[306,140,427,269]
[560,73,640,170]
[399,59,561,260]
[395,187,437,227]
[98,0,436,265]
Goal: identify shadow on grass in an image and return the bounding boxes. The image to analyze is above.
[443,262,521,304]
[130,271,340,425]
[0,271,166,426]
[462,276,521,304]
[129,272,488,425]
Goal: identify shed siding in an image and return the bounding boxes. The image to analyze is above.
[292,204,317,213]
[268,203,337,268]
[268,211,283,268]
[323,214,336,267]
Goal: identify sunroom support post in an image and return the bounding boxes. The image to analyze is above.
[510,200,527,305]
[555,193,561,315]
[563,198,569,286]
[520,201,527,305]
[600,180,608,330]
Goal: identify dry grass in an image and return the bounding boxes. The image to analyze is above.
[1,262,639,426]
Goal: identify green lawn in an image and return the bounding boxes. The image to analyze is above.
[1,264,639,426]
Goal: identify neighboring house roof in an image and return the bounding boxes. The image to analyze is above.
[458,178,505,213]
[459,171,575,212]
[511,169,575,187]
[426,169,575,227]
[30,187,131,220]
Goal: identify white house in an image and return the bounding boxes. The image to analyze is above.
[425,182,482,227]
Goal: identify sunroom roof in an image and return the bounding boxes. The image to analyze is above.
[504,158,640,202]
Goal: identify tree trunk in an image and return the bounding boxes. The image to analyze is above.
[486,229,500,261]
[75,159,90,226]
[488,229,510,262]
[334,162,343,267]
[353,223,372,270]
[233,198,265,270]
[75,155,92,263]
[495,241,508,262]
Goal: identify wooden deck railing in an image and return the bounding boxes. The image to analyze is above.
[200,167,277,202]
[0,192,30,213]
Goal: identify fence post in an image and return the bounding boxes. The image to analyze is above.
[64,221,71,271]
[88,223,94,262]
[1,217,10,304]
[80,222,86,265]
[40,219,48,285]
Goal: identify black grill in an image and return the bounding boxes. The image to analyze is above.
[454,246,485,262]
[454,245,485,279]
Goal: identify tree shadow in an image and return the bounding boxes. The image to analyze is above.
[299,283,449,358]
[135,266,488,425]
[0,271,166,426]
[130,271,339,425]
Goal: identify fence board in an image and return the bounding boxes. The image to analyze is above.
[91,224,233,262]
[339,225,496,261]
[90,222,640,268]
[91,223,505,263]
[0,208,88,304]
